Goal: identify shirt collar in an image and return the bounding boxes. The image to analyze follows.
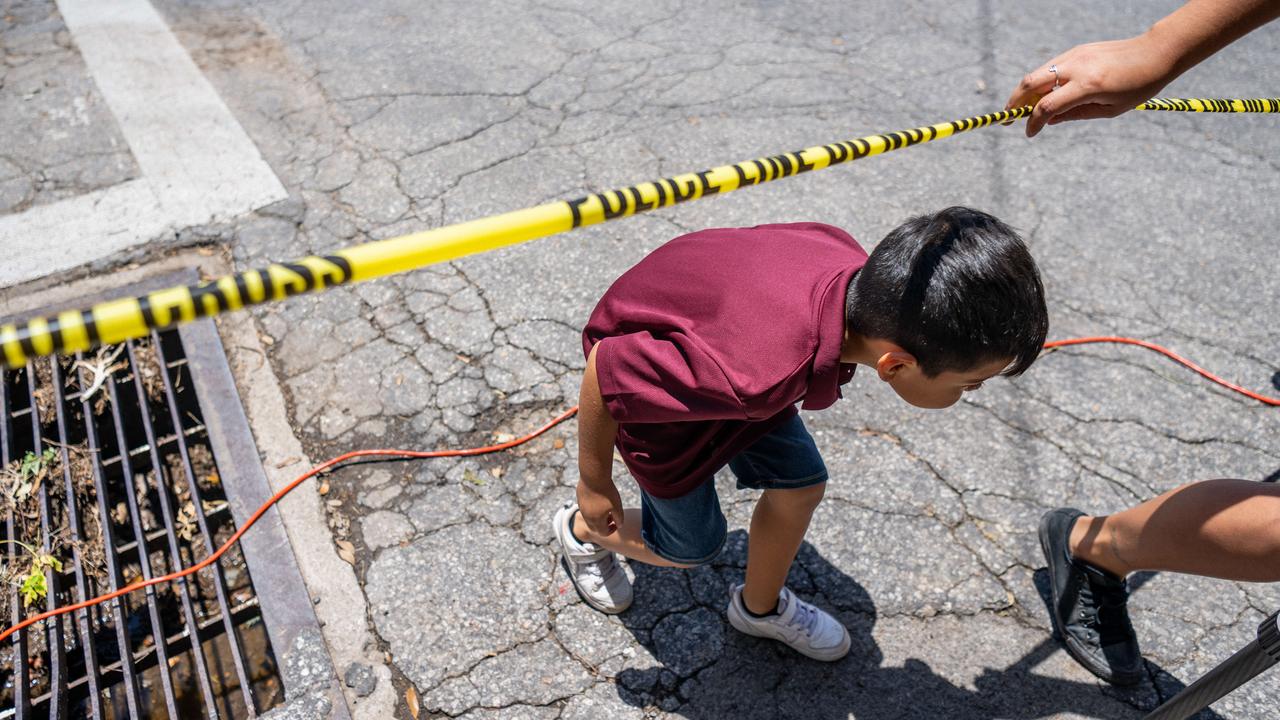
[802,267,860,410]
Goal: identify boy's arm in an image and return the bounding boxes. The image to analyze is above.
[577,343,623,537]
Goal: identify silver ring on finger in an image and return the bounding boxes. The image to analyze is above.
[1048,64,1061,89]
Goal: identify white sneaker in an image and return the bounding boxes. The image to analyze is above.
[553,503,633,614]
[726,584,850,661]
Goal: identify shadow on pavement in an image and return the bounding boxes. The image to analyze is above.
[607,529,1219,719]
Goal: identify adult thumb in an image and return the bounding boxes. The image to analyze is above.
[1026,83,1092,137]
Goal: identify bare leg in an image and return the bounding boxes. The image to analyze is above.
[1070,479,1280,582]
[573,508,690,568]
[742,484,826,614]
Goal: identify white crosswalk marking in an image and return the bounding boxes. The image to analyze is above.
[0,0,286,287]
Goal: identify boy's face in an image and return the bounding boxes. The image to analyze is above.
[883,356,1012,409]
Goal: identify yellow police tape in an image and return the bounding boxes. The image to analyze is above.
[3,98,1278,370]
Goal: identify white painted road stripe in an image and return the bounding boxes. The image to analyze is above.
[0,0,286,287]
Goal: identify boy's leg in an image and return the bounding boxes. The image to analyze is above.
[1070,479,1280,581]
[573,508,691,569]
[722,415,850,661]
[561,473,727,618]
[727,481,849,661]
[742,483,825,613]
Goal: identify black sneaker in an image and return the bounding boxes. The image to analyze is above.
[1039,508,1144,686]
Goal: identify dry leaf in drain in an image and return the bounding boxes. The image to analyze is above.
[335,539,356,566]
[405,686,420,719]
[176,503,200,541]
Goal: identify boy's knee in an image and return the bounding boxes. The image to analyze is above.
[806,482,827,504]
[765,482,826,512]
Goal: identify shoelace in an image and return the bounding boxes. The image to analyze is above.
[784,598,821,637]
[577,554,621,591]
[1078,576,1134,644]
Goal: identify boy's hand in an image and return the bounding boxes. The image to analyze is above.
[576,478,622,537]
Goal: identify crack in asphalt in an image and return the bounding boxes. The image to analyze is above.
[122,2,1280,716]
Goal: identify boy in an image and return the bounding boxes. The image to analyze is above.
[553,206,1049,660]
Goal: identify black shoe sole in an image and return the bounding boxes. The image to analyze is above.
[1038,511,1144,687]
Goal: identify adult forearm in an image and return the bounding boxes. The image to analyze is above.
[1070,479,1280,582]
[1148,0,1280,79]
[1007,0,1280,136]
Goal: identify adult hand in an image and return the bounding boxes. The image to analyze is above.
[1006,34,1178,137]
[576,477,622,537]
[1007,0,1280,137]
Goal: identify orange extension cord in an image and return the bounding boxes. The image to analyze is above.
[1042,337,1280,406]
[1,336,1276,645]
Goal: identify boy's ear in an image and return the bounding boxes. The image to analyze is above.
[875,351,917,382]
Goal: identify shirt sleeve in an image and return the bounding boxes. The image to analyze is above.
[592,332,747,423]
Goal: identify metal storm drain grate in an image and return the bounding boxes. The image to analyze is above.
[0,326,284,719]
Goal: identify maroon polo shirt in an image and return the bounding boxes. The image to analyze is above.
[582,222,868,499]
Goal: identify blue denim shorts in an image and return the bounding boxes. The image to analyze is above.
[639,413,828,565]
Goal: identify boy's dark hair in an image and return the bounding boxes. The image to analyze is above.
[845,206,1048,377]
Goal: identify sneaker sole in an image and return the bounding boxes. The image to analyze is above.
[553,508,632,615]
[727,600,851,662]
[1037,512,1069,643]
[1038,514,1143,687]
